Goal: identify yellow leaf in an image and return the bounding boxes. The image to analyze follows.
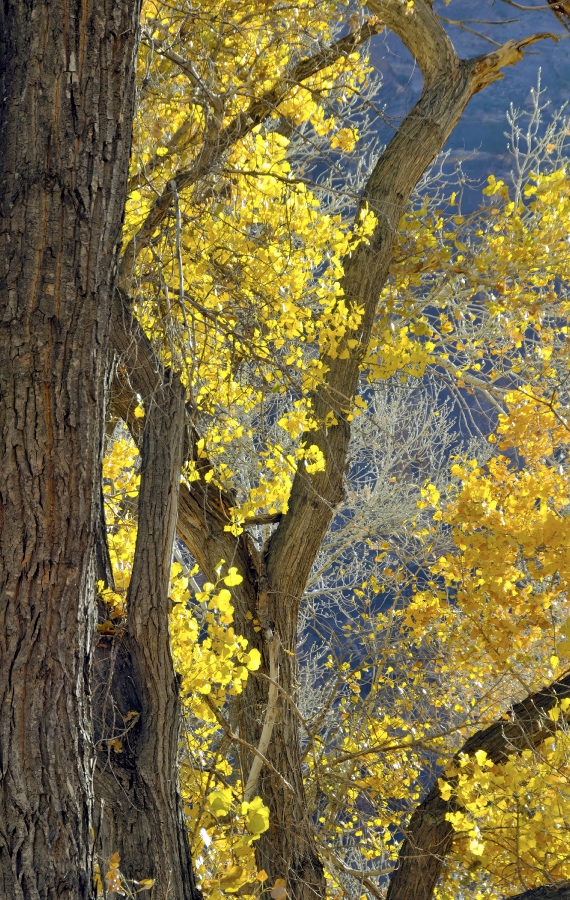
[219,866,246,891]
[246,796,270,836]
[474,749,487,768]
[224,567,243,586]
[549,705,561,722]
[469,838,485,857]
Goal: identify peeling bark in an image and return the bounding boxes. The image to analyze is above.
[0,0,139,896]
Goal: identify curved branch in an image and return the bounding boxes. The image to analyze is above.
[385,670,570,900]
[366,0,457,80]
[266,0,554,622]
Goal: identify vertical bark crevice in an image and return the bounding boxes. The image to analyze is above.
[0,0,140,897]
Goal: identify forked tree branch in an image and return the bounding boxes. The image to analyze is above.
[264,0,555,628]
[385,671,570,900]
[119,18,384,287]
[548,0,570,29]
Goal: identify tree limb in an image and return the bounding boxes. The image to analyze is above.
[265,0,554,630]
[95,353,198,897]
[119,18,384,286]
[385,670,570,900]
[243,637,280,801]
[548,0,570,29]
[317,842,388,900]
[506,883,570,900]
[203,694,297,799]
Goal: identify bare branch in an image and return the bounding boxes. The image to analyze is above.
[548,0,570,29]
[243,638,280,801]
[500,0,570,28]
[203,694,297,800]
[317,841,389,900]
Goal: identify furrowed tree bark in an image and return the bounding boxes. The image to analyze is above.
[0,1,140,897]
[94,366,200,900]
[386,671,570,900]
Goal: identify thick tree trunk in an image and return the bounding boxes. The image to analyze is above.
[0,1,139,897]
[253,640,325,900]
[94,361,200,900]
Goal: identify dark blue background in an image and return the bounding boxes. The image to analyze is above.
[370,0,570,195]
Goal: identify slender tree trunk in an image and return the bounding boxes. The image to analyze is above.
[0,1,140,896]
[94,347,200,899]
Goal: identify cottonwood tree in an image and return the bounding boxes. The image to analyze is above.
[3,2,570,900]
[97,0,570,898]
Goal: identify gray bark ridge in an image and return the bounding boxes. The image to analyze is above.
[386,672,570,900]
[94,360,200,900]
[0,0,140,897]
